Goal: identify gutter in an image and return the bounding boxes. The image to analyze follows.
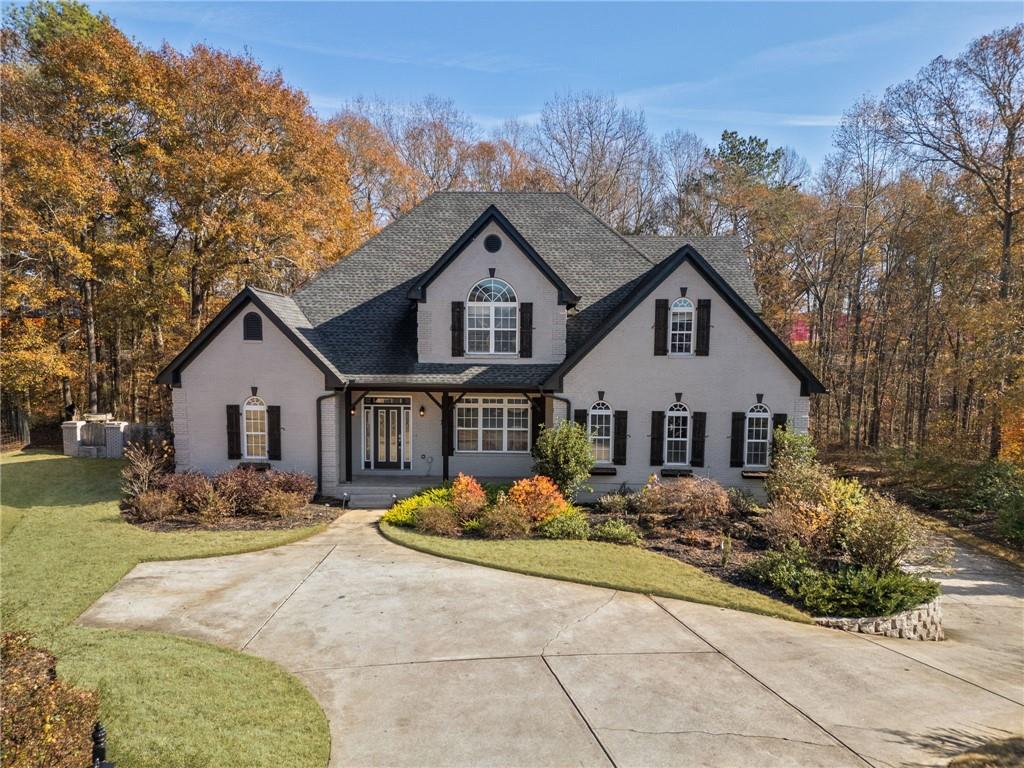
[544,388,572,425]
[316,384,347,496]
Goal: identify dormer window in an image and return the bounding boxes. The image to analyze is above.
[467,278,517,354]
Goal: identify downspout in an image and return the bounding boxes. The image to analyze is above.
[543,388,572,425]
[316,383,347,496]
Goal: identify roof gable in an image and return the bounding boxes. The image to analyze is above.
[544,244,825,395]
[155,287,344,388]
[407,205,579,305]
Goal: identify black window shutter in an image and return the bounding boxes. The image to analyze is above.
[226,404,241,460]
[573,409,588,428]
[519,302,533,358]
[691,411,707,467]
[451,302,465,357]
[695,299,711,356]
[654,299,668,356]
[650,410,665,466]
[730,411,745,467]
[531,396,544,447]
[613,410,628,465]
[267,405,282,460]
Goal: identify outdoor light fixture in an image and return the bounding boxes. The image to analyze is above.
[350,406,356,415]
[419,405,425,417]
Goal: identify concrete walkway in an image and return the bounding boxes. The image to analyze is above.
[80,511,1023,768]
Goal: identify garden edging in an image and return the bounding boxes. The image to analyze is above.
[815,597,943,641]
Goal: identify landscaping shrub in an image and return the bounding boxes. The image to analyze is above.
[595,492,629,516]
[746,542,939,617]
[508,475,568,523]
[381,487,453,527]
[120,439,173,500]
[163,472,218,516]
[260,488,308,519]
[131,489,180,522]
[765,431,832,507]
[531,421,594,499]
[481,481,513,504]
[451,473,487,522]
[266,470,316,500]
[478,492,531,539]
[645,476,730,525]
[1,632,98,768]
[727,487,759,517]
[591,518,641,546]
[537,507,591,540]
[758,499,834,553]
[838,492,921,572]
[215,466,271,516]
[413,504,461,537]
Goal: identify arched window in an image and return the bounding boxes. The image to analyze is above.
[669,298,694,355]
[745,403,771,467]
[665,402,690,465]
[588,401,613,463]
[467,278,517,354]
[243,312,263,341]
[243,396,268,460]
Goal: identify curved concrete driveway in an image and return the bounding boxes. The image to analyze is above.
[80,511,1022,767]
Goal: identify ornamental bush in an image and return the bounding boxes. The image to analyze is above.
[479,492,532,539]
[594,492,629,516]
[746,542,939,617]
[451,473,487,522]
[645,476,730,525]
[267,470,316,500]
[591,518,642,546]
[163,472,218,516]
[997,496,1024,545]
[531,422,594,499]
[838,492,921,572]
[537,507,591,540]
[413,504,462,537]
[131,489,179,521]
[260,488,308,519]
[381,487,453,527]
[1,632,99,768]
[120,439,173,500]
[215,466,271,516]
[508,475,568,523]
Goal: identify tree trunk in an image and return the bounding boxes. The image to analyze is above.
[83,278,99,414]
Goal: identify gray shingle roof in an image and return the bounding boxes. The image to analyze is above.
[289,192,759,387]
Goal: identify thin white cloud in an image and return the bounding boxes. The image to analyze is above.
[646,106,841,128]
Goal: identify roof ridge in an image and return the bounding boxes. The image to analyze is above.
[560,194,657,266]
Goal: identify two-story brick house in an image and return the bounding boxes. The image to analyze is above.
[157,192,824,499]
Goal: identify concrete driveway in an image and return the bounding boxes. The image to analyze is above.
[80,510,1023,768]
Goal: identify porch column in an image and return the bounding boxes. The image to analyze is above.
[344,388,353,482]
[440,392,452,482]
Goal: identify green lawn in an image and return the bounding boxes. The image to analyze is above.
[380,522,812,623]
[0,451,331,768]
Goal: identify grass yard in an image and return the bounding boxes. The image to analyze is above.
[0,451,331,768]
[380,521,812,623]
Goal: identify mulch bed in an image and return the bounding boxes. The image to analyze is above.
[125,503,340,532]
[587,510,768,588]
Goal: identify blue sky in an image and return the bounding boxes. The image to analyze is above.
[89,1,1020,168]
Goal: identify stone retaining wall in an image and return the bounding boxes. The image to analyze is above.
[815,598,943,641]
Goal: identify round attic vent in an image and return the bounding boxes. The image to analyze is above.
[484,234,502,253]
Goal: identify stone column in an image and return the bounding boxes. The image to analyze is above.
[103,421,129,459]
[61,421,85,457]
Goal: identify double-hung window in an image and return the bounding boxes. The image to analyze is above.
[745,403,771,467]
[670,298,694,355]
[467,278,517,354]
[665,402,690,465]
[243,396,267,460]
[588,401,613,463]
[456,397,530,452]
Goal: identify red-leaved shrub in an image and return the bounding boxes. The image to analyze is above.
[215,466,271,515]
[508,475,568,523]
[451,473,487,521]
[267,470,316,500]
[1,632,98,768]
